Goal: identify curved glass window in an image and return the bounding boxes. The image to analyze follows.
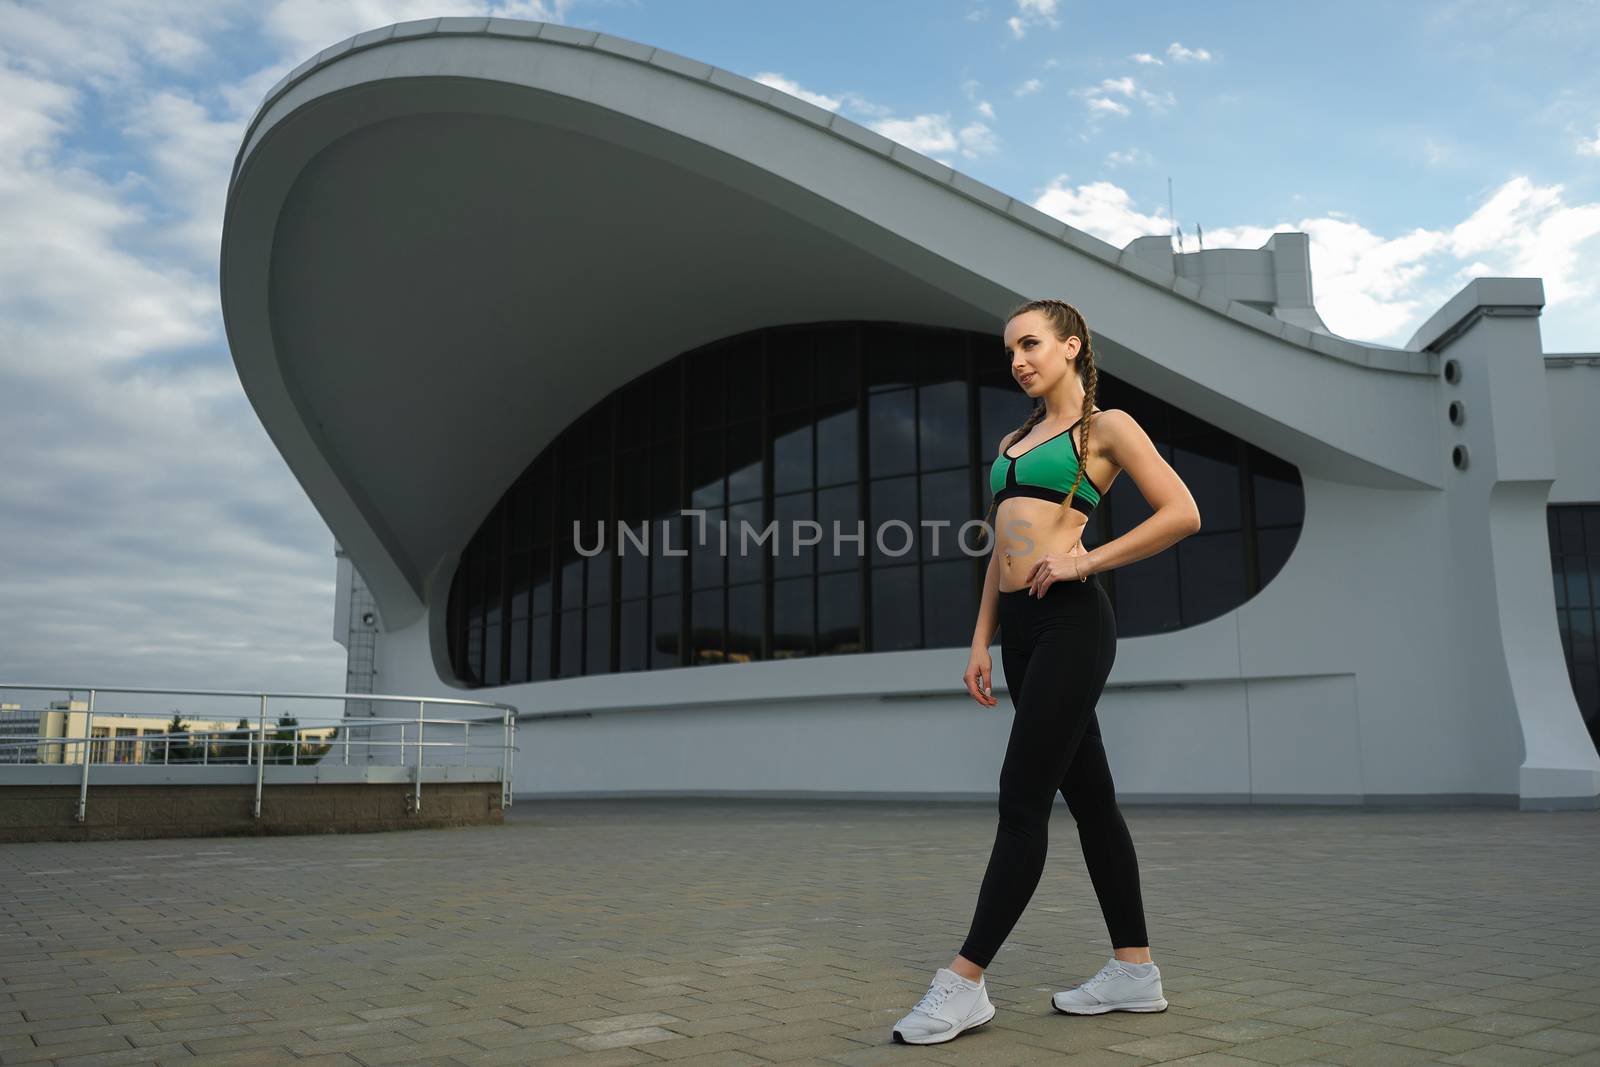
[446,321,1305,686]
[1549,504,1600,757]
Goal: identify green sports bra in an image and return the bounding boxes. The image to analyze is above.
[989,414,1105,516]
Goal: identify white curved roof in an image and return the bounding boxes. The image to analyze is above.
[221,16,1443,630]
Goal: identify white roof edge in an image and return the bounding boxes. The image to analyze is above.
[238,17,1433,377]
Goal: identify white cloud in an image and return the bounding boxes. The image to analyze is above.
[259,0,567,61]
[1166,41,1213,62]
[754,72,842,112]
[1070,75,1176,129]
[0,0,599,691]
[868,113,999,163]
[1131,52,1163,65]
[1578,123,1600,156]
[1006,0,1060,38]
[1030,173,1600,348]
[978,100,995,119]
[1105,147,1151,168]
[1015,78,1042,96]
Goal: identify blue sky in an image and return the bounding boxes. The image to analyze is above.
[1,0,1597,695]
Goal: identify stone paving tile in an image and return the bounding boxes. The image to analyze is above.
[1,800,1598,1065]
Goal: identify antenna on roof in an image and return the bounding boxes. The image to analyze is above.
[1168,177,1183,253]
[1197,222,1204,251]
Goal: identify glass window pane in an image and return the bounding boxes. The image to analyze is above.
[619,522,648,599]
[870,475,917,565]
[920,469,969,563]
[1174,442,1241,533]
[652,366,681,440]
[923,560,977,648]
[773,576,814,658]
[979,371,1033,457]
[531,462,554,543]
[728,420,763,503]
[818,571,861,655]
[1113,549,1180,635]
[729,499,767,585]
[561,545,583,608]
[509,618,529,683]
[773,410,813,494]
[1586,505,1600,555]
[863,325,916,392]
[728,583,762,664]
[620,600,647,672]
[869,388,916,478]
[871,566,919,651]
[1178,531,1246,627]
[651,594,681,668]
[774,491,814,579]
[691,588,725,665]
[531,614,552,681]
[689,345,726,426]
[816,400,858,486]
[587,549,612,605]
[919,379,968,470]
[1567,558,1591,608]
[559,609,582,677]
[1256,527,1299,590]
[1251,451,1304,527]
[815,330,857,405]
[587,460,609,521]
[618,448,650,524]
[769,331,815,411]
[652,516,683,595]
[690,429,724,509]
[586,602,611,674]
[817,483,860,573]
[1559,506,1584,554]
[692,507,726,590]
[508,553,530,619]
[466,625,483,685]
[651,446,680,516]
[524,549,549,615]
[484,622,503,686]
[726,335,762,416]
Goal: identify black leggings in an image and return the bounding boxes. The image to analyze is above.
[957,573,1149,969]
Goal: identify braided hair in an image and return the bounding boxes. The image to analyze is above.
[982,298,1101,537]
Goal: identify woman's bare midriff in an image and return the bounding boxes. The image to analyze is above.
[993,498,1092,593]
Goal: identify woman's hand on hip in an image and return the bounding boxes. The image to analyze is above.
[1026,552,1083,597]
[963,648,999,708]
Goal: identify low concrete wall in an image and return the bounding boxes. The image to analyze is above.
[0,767,506,842]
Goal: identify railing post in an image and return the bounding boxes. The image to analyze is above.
[76,690,96,823]
[500,708,513,810]
[253,694,267,819]
[343,720,350,765]
[463,722,470,768]
[413,700,425,815]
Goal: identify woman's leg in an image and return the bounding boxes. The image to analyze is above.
[956,586,1114,970]
[1058,709,1149,952]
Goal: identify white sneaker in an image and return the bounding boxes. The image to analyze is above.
[1051,956,1168,1015]
[891,966,996,1044]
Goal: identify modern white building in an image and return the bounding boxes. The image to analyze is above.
[220,17,1600,809]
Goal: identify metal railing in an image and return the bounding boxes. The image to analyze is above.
[0,684,518,823]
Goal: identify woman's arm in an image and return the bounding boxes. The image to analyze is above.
[1078,409,1202,577]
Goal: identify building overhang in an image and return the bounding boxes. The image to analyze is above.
[221,17,1443,630]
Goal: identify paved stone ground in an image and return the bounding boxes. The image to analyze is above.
[2,799,1598,1066]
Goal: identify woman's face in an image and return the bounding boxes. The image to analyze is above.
[1003,309,1080,396]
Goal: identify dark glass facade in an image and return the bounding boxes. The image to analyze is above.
[1549,504,1600,756]
[446,321,1306,686]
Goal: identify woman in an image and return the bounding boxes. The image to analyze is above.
[892,298,1202,1045]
